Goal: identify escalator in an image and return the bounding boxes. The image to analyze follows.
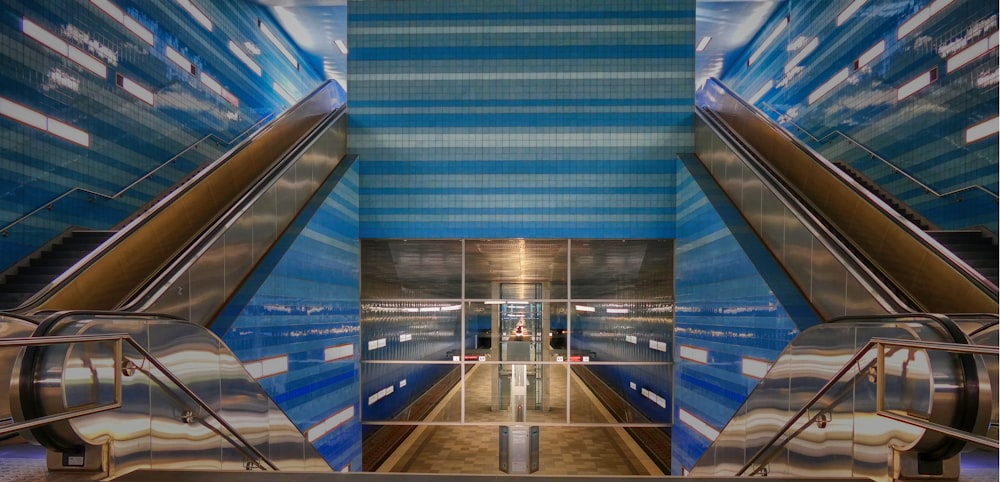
[686,78,998,480]
[0,81,350,476]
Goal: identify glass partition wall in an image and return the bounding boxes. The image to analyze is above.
[360,239,674,472]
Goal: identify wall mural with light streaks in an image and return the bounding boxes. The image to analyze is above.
[0,0,330,271]
[720,0,998,235]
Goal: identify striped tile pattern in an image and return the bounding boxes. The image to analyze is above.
[347,0,694,239]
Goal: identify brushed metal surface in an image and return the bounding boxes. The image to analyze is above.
[9,314,330,477]
[23,81,344,316]
[696,77,997,315]
[694,114,898,319]
[134,102,348,326]
[690,316,992,481]
[0,316,39,429]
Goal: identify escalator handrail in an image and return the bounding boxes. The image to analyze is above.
[10,80,341,314]
[698,77,998,305]
[7,321,278,471]
[737,318,994,476]
[119,104,346,313]
[694,106,917,314]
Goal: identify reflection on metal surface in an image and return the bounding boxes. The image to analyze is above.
[8,313,329,478]
[695,77,997,315]
[691,315,995,482]
[16,81,345,318]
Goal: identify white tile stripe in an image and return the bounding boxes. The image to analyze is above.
[306,406,354,442]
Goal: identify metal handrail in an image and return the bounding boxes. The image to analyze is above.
[0,113,275,237]
[758,101,998,201]
[738,336,999,476]
[0,333,278,471]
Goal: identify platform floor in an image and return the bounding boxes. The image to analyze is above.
[375,364,662,475]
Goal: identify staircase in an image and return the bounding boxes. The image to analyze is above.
[927,230,1000,286]
[834,161,999,286]
[0,230,115,310]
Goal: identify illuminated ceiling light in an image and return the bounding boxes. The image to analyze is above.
[440,304,463,311]
[695,36,711,52]
[854,40,885,70]
[574,305,596,312]
[418,306,440,312]
[748,16,788,66]
[679,408,720,441]
[946,32,998,74]
[335,39,348,55]
[228,40,262,76]
[117,74,155,105]
[784,37,818,73]
[836,0,868,26]
[679,345,708,364]
[22,18,106,78]
[742,357,772,379]
[166,46,195,75]
[90,0,153,45]
[897,0,954,40]
[259,19,301,70]
[0,97,90,147]
[485,300,506,305]
[896,67,938,101]
[175,0,212,31]
[965,116,999,144]
[272,82,297,105]
[243,355,288,379]
[748,80,773,104]
[808,67,849,105]
[607,308,629,314]
[324,344,354,362]
[306,406,354,442]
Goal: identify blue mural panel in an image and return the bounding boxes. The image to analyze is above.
[721,0,998,235]
[0,0,328,270]
[671,160,805,474]
[220,159,361,471]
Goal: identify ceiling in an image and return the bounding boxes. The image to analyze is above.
[360,239,674,300]
[249,0,785,90]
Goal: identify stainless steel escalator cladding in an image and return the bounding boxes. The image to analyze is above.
[9,312,329,476]
[690,315,993,482]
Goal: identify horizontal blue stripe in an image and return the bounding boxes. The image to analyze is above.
[350,98,692,108]
[360,160,676,175]
[361,186,670,195]
[349,112,691,128]
[350,10,694,22]
[361,207,668,215]
[352,45,693,61]
[272,368,356,405]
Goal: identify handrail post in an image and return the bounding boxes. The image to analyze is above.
[876,341,885,413]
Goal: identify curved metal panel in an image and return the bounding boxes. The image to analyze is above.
[9,314,330,477]
[690,316,992,482]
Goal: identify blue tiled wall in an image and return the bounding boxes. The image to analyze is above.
[671,160,809,474]
[0,0,329,271]
[347,0,693,239]
[219,159,361,471]
[720,0,998,235]
[570,304,673,423]
[360,306,460,426]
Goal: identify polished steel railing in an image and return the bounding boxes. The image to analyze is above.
[740,337,999,476]
[0,333,278,471]
[757,102,998,202]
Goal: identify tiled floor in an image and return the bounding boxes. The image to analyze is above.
[376,364,662,476]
